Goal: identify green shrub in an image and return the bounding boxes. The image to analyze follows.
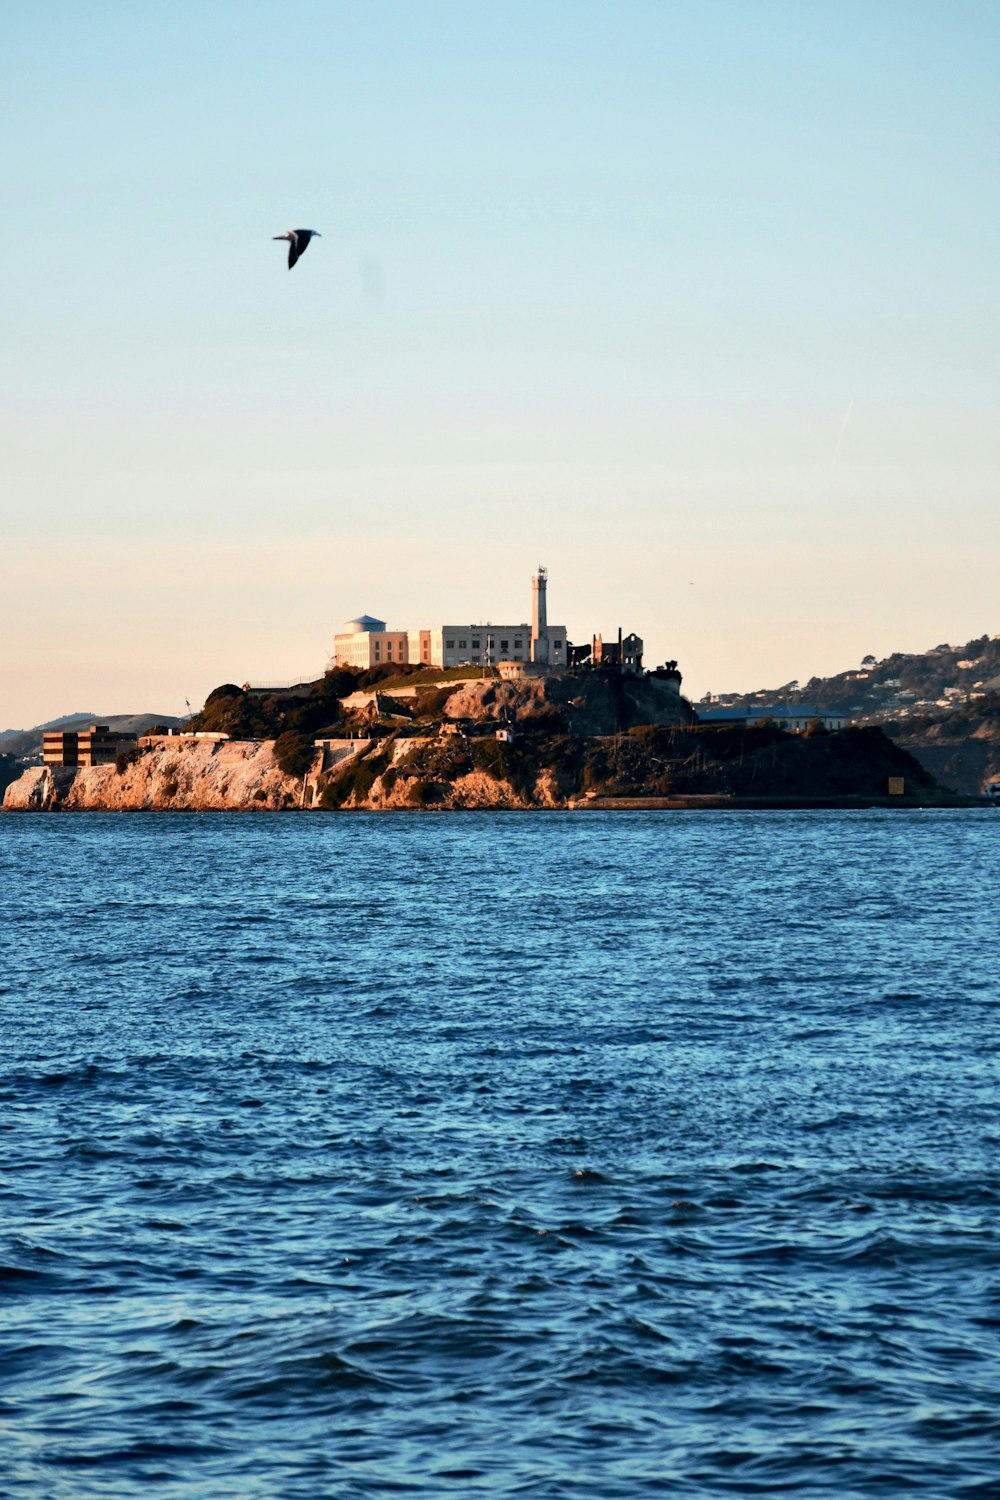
[471,738,514,779]
[376,665,493,691]
[274,730,314,778]
[413,686,455,719]
[317,667,360,701]
[518,702,567,732]
[319,778,348,809]
[191,671,359,741]
[319,748,391,808]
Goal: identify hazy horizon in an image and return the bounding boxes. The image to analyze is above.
[3,1,998,728]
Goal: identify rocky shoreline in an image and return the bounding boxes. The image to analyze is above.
[3,739,304,813]
[3,722,971,813]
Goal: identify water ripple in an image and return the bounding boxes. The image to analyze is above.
[1,809,998,1497]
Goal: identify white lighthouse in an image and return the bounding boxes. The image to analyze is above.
[531,565,549,664]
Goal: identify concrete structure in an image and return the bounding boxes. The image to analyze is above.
[332,569,568,672]
[497,659,548,681]
[138,732,229,746]
[42,725,138,768]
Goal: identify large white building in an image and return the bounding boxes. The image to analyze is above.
[333,568,568,672]
[334,615,408,669]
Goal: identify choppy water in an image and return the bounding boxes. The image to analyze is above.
[2,810,998,1498]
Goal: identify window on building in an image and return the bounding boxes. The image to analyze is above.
[554,639,563,652]
[472,639,480,649]
[514,639,522,648]
[459,639,467,648]
[446,639,455,649]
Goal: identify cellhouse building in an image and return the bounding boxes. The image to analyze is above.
[333,566,568,673]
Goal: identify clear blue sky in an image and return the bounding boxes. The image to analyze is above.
[2,1,998,726]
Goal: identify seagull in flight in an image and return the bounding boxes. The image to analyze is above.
[273,228,321,270]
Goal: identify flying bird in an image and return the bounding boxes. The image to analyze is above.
[273,228,321,270]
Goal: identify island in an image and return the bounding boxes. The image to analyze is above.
[3,663,954,812]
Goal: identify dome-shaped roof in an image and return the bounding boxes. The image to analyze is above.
[345,613,386,634]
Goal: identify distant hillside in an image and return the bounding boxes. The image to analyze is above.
[884,692,1000,796]
[701,631,1000,796]
[0,753,22,798]
[0,713,185,761]
[703,632,1000,724]
[0,712,97,748]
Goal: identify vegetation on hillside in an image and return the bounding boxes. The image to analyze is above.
[375,665,496,691]
[884,690,1000,740]
[181,662,954,808]
[192,674,354,740]
[191,663,478,742]
[557,723,936,800]
[883,691,1000,795]
[273,730,315,778]
[314,721,941,808]
[0,753,22,798]
[707,632,1000,721]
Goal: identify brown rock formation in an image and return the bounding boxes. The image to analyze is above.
[3,766,77,811]
[5,694,946,813]
[443,670,690,735]
[3,737,306,812]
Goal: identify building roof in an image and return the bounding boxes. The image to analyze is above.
[698,704,836,724]
[343,614,387,635]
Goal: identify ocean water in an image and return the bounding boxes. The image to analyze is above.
[1,809,998,1499]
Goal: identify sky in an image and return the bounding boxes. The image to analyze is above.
[2,0,998,727]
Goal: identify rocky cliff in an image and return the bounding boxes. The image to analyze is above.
[4,697,955,813]
[441,671,690,735]
[3,766,79,812]
[3,738,304,812]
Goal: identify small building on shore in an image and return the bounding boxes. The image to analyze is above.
[43,725,137,768]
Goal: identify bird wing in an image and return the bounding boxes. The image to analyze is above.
[287,233,300,269]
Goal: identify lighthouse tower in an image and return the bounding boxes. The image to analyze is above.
[531,565,549,664]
